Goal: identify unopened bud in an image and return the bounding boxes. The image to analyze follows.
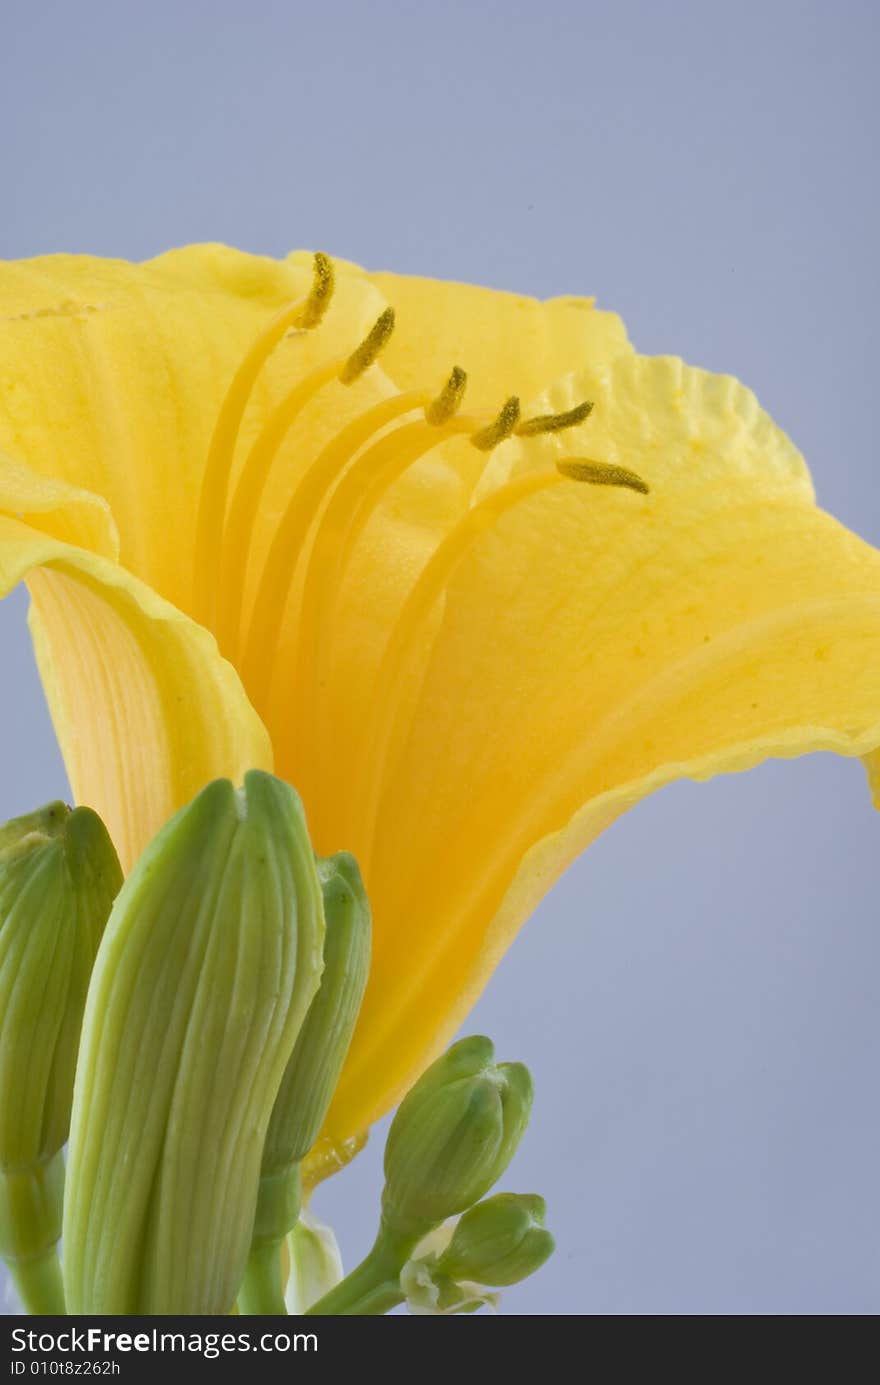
[0,802,120,1274]
[254,853,370,1245]
[63,772,325,1315]
[437,1193,554,1287]
[381,1036,533,1242]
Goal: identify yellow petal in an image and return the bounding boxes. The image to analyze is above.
[0,512,270,870]
[0,247,386,621]
[319,356,880,1138]
[0,448,118,556]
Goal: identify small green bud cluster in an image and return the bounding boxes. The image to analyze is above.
[307,1037,553,1315]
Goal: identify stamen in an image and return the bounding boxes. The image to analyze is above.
[338,308,396,384]
[291,386,498,780]
[557,459,649,493]
[192,252,335,626]
[298,252,335,328]
[516,399,594,435]
[247,380,520,720]
[239,391,433,698]
[217,308,401,654]
[425,366,467,426]
[352,457,651,859]
[470,396,520,450]
[353,470,566,863]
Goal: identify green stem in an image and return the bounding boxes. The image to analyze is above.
[9,1245,66,1315]
[0,1154,66,1314]
[238,1239,287,1316]
[306,1227,408,1316]
[239,1164,305,1314]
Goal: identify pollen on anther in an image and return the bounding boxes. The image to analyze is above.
[339,308,396,384]
[557,458,650,493]
[517,399,594,436]
[470,396,521,451]
[298,253,335,329]
[425,366,467,426]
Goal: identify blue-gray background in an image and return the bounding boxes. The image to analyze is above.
[1,0,878,1315]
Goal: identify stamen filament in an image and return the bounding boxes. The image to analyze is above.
[217,309,400,656]
[217,360,340,653]
[354,470,567,865]
[353,456,650,863]
[240,392,432,703]
[192,253,334,625]
[292,409,487,783]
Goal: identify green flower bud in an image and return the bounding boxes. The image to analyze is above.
[0,802,120,1280]
[436,1193,555,1287]
[0,802,121,1175]
[63,771,325,1315]
[381,1036,533,1242]
[254,852,371,1245]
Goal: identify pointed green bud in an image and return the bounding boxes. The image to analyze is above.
[0,802,120,1278]
[266,852,371,1169]
[0,802,121,1175]
[381,1036,533,1242]
[242,854,370,1313]
[437,1193,555,1287]
[63,771,325,1315]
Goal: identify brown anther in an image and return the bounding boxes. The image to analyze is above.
[470,396,521,451]
[339,308,396,384]
[425,366,468,426]
[298,253,335,329]
[517,399,594,436]
[557,459,649,494]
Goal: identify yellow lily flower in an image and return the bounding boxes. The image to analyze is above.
[1,245,879,1157]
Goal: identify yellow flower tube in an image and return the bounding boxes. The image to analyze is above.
[0,245,878,1160]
